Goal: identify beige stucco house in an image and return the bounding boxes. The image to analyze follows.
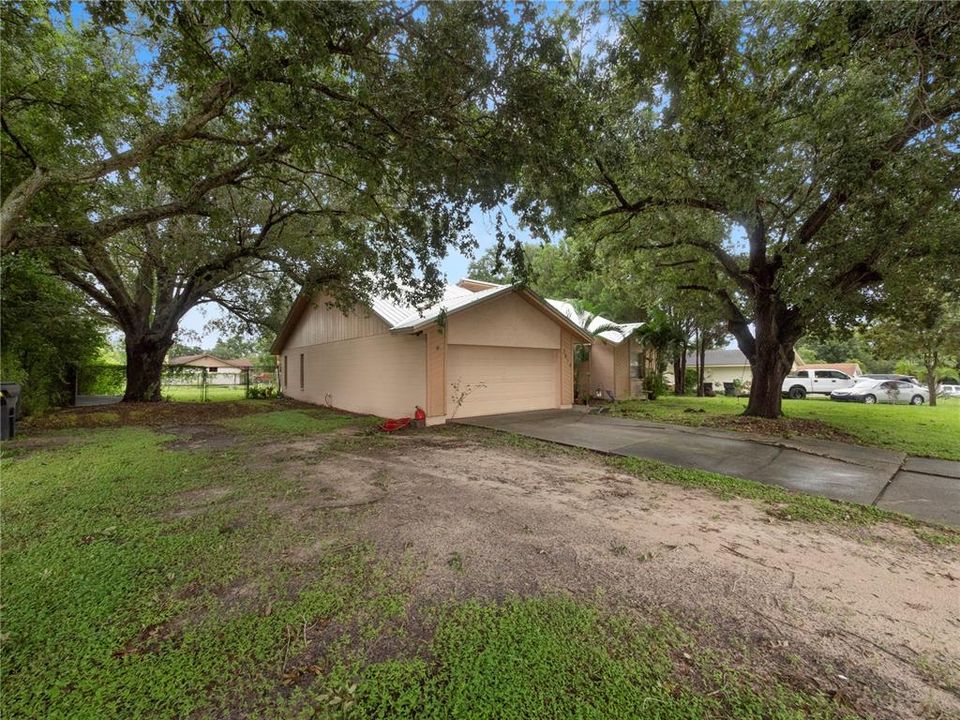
[270,282,592,424]
[544,300,650,401]
[458,280,652,401]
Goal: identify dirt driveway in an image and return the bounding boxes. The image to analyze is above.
[458,409,960,526]
[258,426,959,719]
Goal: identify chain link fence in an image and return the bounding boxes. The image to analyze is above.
[73,363,279,404]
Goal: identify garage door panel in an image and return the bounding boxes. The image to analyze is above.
[447,345,557,418]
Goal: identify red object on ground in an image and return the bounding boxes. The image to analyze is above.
[380,417,411,432]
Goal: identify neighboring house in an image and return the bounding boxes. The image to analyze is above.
[166,354,253,386]
[270,283,591,424]
[796,361,862,378]
[683,348,808,391]
[456,280,651,401]
[167,354,252,373]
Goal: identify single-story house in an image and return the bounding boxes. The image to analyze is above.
[683,348,854,391]
[167,354,252,374]
[457,280,651,401]
[796,361,862,378]
[166,354,254,386]
[270,282,592,424]
[682,348,805,392]
[545,301,647,401]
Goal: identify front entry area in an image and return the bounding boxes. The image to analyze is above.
[446,345,558,419]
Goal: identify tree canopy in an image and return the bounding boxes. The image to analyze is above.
[512,0,960,416]
[1,1,557,399]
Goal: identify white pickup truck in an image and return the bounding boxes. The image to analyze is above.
[781,369,856,399]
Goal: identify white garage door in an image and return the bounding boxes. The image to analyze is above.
[446,345,558,418]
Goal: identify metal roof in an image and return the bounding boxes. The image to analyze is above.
[271,282,594,353]
[684,348,750,366]
[389,284,513,331]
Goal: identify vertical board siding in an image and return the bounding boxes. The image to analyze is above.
[285,294,389,348]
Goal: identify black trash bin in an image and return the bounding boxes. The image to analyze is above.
[1,382,21,440]
[722,382,736,397]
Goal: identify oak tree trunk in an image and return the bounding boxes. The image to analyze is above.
[732,291,802,419]
[743,339,794,418]
[123,335,173,402]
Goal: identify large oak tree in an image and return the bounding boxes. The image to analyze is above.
[515,0,960,417]
[2,1,550,400]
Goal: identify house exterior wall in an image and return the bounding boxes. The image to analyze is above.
[586,341,616,399]
[425,326,446,422]
[613,342,630,400]
[560,329,574,407]
[701,365,753,389]
[277,288,583,421]
[445,293,561,350]
[278,296,426,418]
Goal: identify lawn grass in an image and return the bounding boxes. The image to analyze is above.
[337,598,854,720]
[611,395,960,460]
[1,423,862,719]
[221,408,377,435]
[162,384,248,402]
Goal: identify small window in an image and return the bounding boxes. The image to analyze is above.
[283,355,288,388]
[630,350,645,379]
[881,381,897,390]
[831,371,850,379]
[208,367,218,373]
[299,353,304,390]
[795,370,808,378]
[814,371,830,378]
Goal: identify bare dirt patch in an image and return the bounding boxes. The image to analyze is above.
[163,424,243,452]
[259,428,959,720]
[700,414,862,444]
[22,398,306,432]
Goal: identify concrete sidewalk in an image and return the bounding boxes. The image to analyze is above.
[456,409,960,527]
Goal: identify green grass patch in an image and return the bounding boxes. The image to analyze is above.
[3,424,869,718]
[321,597,854,720]
[612,396,960,460]
[162,384,248,402]
[221,409,376,435]
[0,427,406,718]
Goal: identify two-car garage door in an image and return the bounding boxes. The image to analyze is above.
[446,345,557,418]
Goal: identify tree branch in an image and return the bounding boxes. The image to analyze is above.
[795,97,960,246]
